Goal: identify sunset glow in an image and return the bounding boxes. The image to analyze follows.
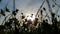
[27,14,35,21]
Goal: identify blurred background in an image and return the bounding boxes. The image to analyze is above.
[0,0,60,34]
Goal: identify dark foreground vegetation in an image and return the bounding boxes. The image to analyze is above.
[0,8,60,34]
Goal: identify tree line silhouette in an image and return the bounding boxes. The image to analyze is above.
[0,7,60,34]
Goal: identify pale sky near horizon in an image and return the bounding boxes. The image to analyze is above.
[0,0,60,25]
